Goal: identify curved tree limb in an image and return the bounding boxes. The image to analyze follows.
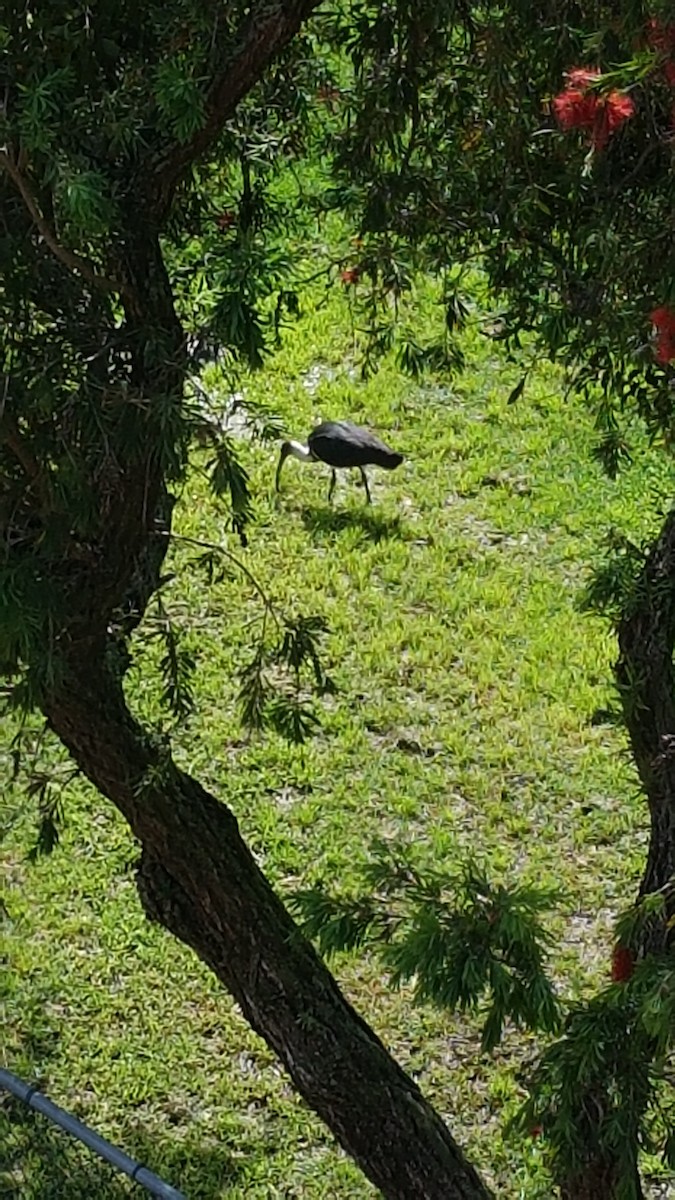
[146,0,324,215]
[43,650,493,1200]
[0,150,132,300]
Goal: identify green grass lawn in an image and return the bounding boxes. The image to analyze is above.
[1,281,672,1198]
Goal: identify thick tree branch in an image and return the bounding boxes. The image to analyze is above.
[43,651,493,1200]
[617,507,675,941]
[0,151,131,300]
[147,0,324,213]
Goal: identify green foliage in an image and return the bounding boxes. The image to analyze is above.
[238,644,269,733]
[315,0,675,455]
[515,960,675,1200]
[207,437,254,545]
[293,842,561,1051]
[238,614,332,746]
[3,1,675,1194]
[149,605,196,722]
[512,883,675,1195]
[579,529,647,622]
[153,57,206,144]
[24,777,65,863]
[58,169,118,238]
[514,991,651,1200]
[614,885,672,952]
[2,281,672,1196]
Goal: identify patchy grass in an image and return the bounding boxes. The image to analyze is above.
[1,282,672,1198]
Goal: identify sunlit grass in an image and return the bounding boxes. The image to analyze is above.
[1,281,671,1198]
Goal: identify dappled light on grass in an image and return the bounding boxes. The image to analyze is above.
[2,279,673,1198]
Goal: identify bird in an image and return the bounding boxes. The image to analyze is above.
[275,420,403,504]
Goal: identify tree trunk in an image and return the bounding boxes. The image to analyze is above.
[617,506,675,926]
[43,652,492,1200]
[559,1156,640,1200]
[556,510,675,1200]
[26,197,493,1198]
[5,8,493,1193]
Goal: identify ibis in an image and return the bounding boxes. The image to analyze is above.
[275,420,403,504]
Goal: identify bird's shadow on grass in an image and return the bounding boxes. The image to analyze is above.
[299,504,406,544]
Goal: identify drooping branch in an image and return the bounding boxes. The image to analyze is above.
[0,151,131,300]
[616,506,675,934]
[146,0,324,214]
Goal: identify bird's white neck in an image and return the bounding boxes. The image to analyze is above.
[286,439,313,462]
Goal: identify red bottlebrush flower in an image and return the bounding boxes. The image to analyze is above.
[665,61,675,87]
[605,91,636,127]
[215,211,236,230]
[611,944,635,983]
[650,306,675,364]
[552,66,635,151]
[340,266,360,286]
[552,88,598,131]
[651,306,675,334]
[530,1125,544,1139]
[594,90,636,149]
[655,335,675,364]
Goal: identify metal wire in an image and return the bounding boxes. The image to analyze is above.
[0,1069,187,1200]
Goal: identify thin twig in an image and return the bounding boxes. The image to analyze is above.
[0,150,131,299]
[158,529,280,627]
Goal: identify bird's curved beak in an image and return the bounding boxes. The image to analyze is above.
[275,442,291,492]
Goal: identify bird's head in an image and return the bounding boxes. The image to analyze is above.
[275,438,313,492]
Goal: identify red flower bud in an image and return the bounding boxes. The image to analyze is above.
[340,266,360,286]
[566,67,602,89]
[650,306,675,365]
[611,944,635,983]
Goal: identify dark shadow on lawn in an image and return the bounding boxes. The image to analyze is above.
[1,1099,142,1199]
[1,1095,247,1199]
[300,504,406,544]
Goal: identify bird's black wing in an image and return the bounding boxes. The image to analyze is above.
[308,421,401,469]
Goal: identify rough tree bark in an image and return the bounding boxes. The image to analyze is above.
[42,649,492,1200]
[559,1155,639,1200]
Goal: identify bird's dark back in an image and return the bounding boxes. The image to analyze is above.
[308,421,403,470]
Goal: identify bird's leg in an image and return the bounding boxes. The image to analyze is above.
[327,469,337,503]
[359,466,372,505]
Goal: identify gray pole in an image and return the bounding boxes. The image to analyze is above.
[0,1068,187,1200]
